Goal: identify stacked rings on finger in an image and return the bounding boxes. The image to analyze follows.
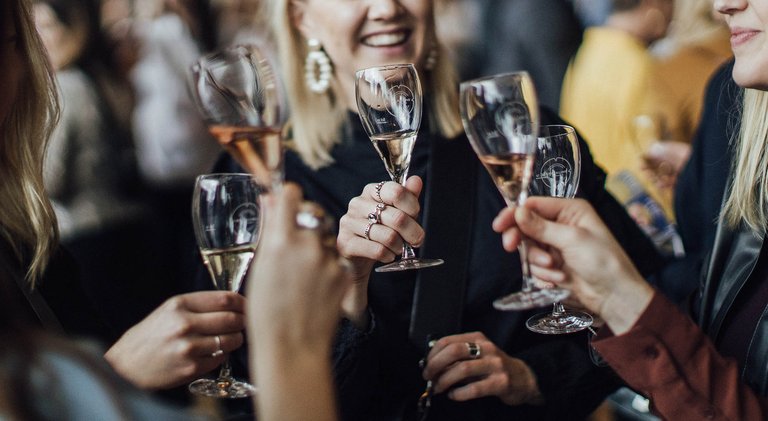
[467,342,481,359]
[364,203,386,241]
[374,180,386,203]
[212,335,224,358]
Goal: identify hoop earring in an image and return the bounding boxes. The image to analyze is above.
[424,46,438,72]
[305,38,332,94]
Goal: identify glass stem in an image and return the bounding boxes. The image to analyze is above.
[552,302,565,317]
[517,240,534,293]
[402,243,416,260]
[216,357,234,387]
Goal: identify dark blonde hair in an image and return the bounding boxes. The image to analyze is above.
[1,0,60,285]
[267,0,463,169]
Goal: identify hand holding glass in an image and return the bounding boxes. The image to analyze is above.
[189,173,262,398]
[355,63,443,272]
[525,125,593,334]
[189,44,284,190]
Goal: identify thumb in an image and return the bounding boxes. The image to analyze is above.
[514,206,580,252]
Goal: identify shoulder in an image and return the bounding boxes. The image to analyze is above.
[28,341,208,421]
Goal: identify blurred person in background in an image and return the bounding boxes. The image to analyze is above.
[640,0,732,194]
[32,0,176,336]
[129,0,222,290]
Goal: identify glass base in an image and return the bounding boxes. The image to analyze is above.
[188,377,256,399]
[526,310,593,334]
[493,287,570,311]
[375,257,444,273]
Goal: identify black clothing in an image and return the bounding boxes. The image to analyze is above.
[214,107,662,420]
[653,60,739,303]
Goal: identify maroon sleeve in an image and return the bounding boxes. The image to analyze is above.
[592,291,768,420]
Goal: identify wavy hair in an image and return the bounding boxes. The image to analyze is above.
[266,0,463,169]
[1,0,60,285]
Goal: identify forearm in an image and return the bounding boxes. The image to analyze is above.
[594,292,768,420]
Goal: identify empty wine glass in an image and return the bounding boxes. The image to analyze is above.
[355,63,443,272]
[189,44,284,190]
[189,173,262,398]
[460,71,569,310]
[525,125,593,334]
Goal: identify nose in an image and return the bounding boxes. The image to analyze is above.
[714,0,747,16]
[367,0,403,20]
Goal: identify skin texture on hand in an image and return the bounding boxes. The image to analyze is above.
[422,332,543,406]
[336,176,424,327]
[247,184,350,421]
[104,291,246,390]
[492,197,654,335]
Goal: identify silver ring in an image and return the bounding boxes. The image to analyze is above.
[212,335,224,358]
[367,203,385,224]
[467,342,481,359]
[364,220,376,241]
[374,181,386,203]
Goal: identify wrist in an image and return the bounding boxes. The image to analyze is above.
[341,282,370,329]
[600,274,654,335]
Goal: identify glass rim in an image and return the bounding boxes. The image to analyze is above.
[355,63,416,76]
[459,70,532,89]
[195,172,255,181]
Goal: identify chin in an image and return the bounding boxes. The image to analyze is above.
[732,59,768,90]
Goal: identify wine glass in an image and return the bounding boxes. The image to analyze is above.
[355,63,443,272]
[189,173,262,398]
[525,125,593,334]
[189,44,284,190]
[459,71,569,310]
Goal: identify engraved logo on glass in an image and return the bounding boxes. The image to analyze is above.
[536,157,572,197]
[230,202,259,244]
[387,85,414,117]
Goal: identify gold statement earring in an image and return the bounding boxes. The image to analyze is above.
[305,38,332,94]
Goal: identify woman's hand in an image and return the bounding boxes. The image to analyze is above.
[422,332,543,406]
[335,176,424,325]
[248,183,352,353]
[492,197,654,334]
[247,183,350,421]
[104,291,246,390]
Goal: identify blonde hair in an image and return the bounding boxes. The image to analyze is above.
[1,0,60,285]
[723,89,768,232]
[267,0,463,169]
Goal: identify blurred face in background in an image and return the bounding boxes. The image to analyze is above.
[1,1,23,127]
[715,0,768,89]
[292,0,434,108]
[33,1,87,70]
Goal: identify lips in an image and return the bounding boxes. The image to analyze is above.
[361,30,410,47]
[730,27,760,47]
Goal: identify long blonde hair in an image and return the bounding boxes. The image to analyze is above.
[267,0,463,169]
[1,0,60,285]
[722,89,768,233]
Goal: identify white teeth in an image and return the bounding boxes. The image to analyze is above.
[362,32,407,47]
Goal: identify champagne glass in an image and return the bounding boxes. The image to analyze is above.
[189,173,262,398]
[525,125,593,334]
[189,44,284,190]
[460,71,569,310]
[355,63,443,272]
